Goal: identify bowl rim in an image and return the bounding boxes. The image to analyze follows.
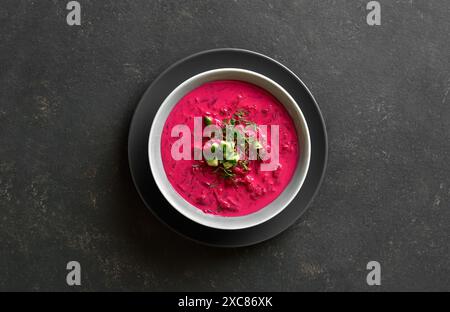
[148,68,311,230]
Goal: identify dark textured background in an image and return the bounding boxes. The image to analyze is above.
[0,0,449,291]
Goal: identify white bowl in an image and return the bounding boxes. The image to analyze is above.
[148,68,310,230]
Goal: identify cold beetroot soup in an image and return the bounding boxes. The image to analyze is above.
[161,80,299,217]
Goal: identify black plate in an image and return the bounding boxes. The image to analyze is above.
[128,48,327,247]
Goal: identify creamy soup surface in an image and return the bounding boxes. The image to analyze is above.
[161,80,299,216]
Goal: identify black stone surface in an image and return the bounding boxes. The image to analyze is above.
[0,0,449,291]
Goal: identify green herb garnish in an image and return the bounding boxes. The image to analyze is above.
[199,108,262,180]
[239,160,249,171]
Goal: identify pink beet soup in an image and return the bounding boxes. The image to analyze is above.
[161,80,299,216]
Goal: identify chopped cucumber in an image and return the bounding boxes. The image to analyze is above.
[220,140,234,150]
[206,158,219,167]
[220,140,235,159]
[210,142,219,153]
[227,152,240,163]
[204,116,212,126]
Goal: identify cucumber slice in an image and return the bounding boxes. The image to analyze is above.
[206,158,219,167]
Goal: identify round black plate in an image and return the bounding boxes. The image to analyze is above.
[128,48,327,247]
